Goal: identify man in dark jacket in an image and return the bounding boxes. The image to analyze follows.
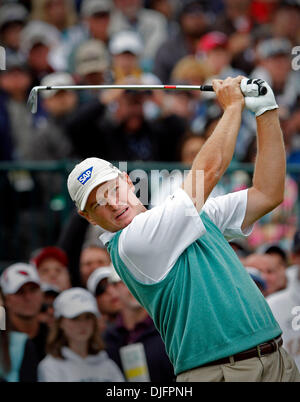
[66,88,186,162]
[103,279,175,382]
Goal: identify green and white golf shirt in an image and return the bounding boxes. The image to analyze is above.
[101,188,282,375]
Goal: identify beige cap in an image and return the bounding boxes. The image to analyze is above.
[75,39,109,76]
[67,157,121,211]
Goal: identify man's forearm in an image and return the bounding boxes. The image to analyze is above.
[253,109,286,205]
[184,104,243,208]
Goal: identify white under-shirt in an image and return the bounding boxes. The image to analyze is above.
[100,189,252,285]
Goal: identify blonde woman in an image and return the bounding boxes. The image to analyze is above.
[38,288,124,382]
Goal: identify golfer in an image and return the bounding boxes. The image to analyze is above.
[67,76,300,382]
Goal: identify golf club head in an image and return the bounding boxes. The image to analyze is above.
[27,87,39,114]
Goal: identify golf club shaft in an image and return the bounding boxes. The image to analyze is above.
[38,84,214,91]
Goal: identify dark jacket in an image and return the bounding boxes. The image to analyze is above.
[65,100,186,162]
[104,314,175,382]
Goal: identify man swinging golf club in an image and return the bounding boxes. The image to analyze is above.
[67,76,300,382]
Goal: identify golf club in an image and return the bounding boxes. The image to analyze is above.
[27,82,267,114]
[27,84,214,114]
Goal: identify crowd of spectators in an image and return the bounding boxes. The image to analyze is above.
[0,0,300,382]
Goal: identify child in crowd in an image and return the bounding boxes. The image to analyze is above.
[38,287,124,382]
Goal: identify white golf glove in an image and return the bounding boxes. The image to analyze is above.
[240,78,278,117]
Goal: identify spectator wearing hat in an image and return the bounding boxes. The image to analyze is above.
[38,287,124,382]
[110,0,168,71]
[20,21,60,86]
[109,30,145,82]
[103,276,175,382]
[79,245,111,287]
[196,31,244,80]
[0,263,48,362]
[32,246,72,292]
[73,39,110,104]
[267,230,300,370]
[0,54,34,161]
[26,72,78,161]
[80,0,112,45]
[87,267,122,326]
[0,3,28,62]
[153,0,210,83]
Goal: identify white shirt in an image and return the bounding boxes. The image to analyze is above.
[38,348,125,382]
[100,188,252,285]
[267,274,300,370]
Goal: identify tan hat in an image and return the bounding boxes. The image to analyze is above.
[67,157,121,211]
[75,39,110,76]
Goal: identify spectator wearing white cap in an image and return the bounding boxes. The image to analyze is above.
[0,3,28,63]
[87,267,122,325]
[0,53,34,161]
[110,0,168,71]
[109,30,145,82]
[20,21,60,86]
[37,287,124,382]
[0,263,48,362]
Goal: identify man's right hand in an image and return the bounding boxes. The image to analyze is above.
[212,76,245,111]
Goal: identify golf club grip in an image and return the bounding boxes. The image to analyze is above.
[200,85,214,92]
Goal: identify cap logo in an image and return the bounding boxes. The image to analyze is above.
[78,167,93,185]
[18,270,29,276]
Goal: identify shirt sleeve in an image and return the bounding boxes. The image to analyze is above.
[118,188,206,284]
[202,189,253,240]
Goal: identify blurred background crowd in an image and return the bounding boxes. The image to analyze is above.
[0,0,300,382]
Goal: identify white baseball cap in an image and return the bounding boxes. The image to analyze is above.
[40,72,75,99]
[0,263,41,295]
[67,157,121,211]
[87,266,113,295]
[109,31,143,56]
[53,287,100,318]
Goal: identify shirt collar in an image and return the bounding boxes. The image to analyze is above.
[99,231,117,246]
